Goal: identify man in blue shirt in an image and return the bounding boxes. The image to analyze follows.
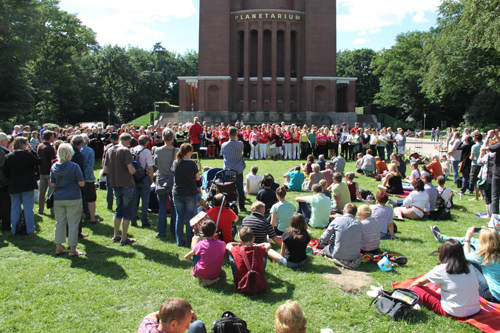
[283,166,305,191]
[221,127,246,211]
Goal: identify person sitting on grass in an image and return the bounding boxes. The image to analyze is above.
[205,193,238,244]
[361,149,376,176]
[423,173,438,216]
[331,153,346,175]
[259,173,279,191]
[394,179,429,220]
[345,172,363,202]
[355,153,364,174]
[375,156,387,175]
[270,186,295,236]
[319,179,331,199]
[426,154,443,180]
[226,227,271,286]
[440,154,450,178]
[137,297,206,333]
[274,301,307,333]
[305,163,323,191]
[319,203,363,269]
[370,191,396,240]
[436,175,453,209]
[283,165,305,192]
[378,163,404,195]
[256,174,278,214]
[327,172,351,211]
[268,213,311,269]
[245,165,262,195]
[404,162,420,187]
[242,201,282,246]
[301,154,315,175]
[317,154,326,171]
[296,184,331,228]
[357,205,380,253]
[409,239,480,319]
[184,221,226,287]
[321,162,334,187]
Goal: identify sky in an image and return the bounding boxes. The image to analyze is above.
[58,0,442,54]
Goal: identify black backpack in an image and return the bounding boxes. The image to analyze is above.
[211,311,250,333]
[369,288,419,321]
[132,147,148,183]
[16,209,27,235]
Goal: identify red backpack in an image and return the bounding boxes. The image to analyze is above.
[237,247,267,295]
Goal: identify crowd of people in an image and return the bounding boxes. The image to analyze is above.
[1,120,500,332]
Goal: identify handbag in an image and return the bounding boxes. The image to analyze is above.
[477,178,489,191]
[46,177,62,209]
[369,288,419,321]
[458,153,470,173]
[155,147,176,195]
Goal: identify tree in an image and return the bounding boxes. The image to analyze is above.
[461,0,500,53]
[337,49,379,107]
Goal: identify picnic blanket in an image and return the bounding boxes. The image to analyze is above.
[307,239,323,255]
[392,190,412,198]
[393,276,500,333]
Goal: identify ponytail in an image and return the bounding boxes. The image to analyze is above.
[176,143,193,162]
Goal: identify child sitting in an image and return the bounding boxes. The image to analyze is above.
[375,156,388,175]
[356,153,364,174]
[268,214,311,269]
[319,179,331,199]
[440,154,450,178]
[259,173,280,191]
[226,227,271,286]
[184,221,226,287]
[257,175,278,213]
[245,165,262,195]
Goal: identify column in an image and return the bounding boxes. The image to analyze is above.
[284,21,291,112]
[257,21,263,111]
[271,20,277,111]
[243,21,250,112]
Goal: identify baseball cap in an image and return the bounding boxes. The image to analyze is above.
[0,133,8,141]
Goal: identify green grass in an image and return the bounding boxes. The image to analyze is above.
[378,113,414,130]
[128,111,159,128]
[0,158,486,332]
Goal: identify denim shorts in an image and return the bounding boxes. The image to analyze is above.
[279,258,306,268]
[114,185,135,220]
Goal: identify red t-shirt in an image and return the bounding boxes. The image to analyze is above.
[377,161,388,174]
[206,206,237,244]
[283,133,293,143]
[243,131,251,141]
[317,133,328,145]
[219,132,229,145]
[258,132,269,144]
[230,245,266,284]
[292,133,300,143]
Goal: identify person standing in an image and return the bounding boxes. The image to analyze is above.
[103,133,137,246]
[102,133,118,210]
[189,117,203,154]
[0,133,11,231]
[448,131,462,185]
[221,127,246,212]
[37,130,56,214]
[131,135,155,228]
[81,134,100,225]
[482,130,500,214]
[3,137,42,235]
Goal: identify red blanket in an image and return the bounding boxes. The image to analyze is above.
[393,276,500,333]
[392,190,412,198]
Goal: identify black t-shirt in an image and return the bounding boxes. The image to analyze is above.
[256,188,278,212]
[282,231,310,263]
[172,159,199,196]
[489,143,500,176]
[387,175,403,194]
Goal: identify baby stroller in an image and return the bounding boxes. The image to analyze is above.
[206,169,239,215]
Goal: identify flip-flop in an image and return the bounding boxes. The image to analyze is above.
[69,251,85,256]
[55,249,70,255]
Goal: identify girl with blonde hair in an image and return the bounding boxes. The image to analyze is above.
[274,301,307,333]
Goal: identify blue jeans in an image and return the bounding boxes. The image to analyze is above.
[451,160,460,184]
[106,174,114,210]
[157,193,176,236]
[114,185,135,220]
[377,147,386,161]
[461,165,471,193]
[11,191,35,234]
[386,147,393,159]
[297,202,311,222]
[173,194,197,247]
[280,258,306,268]
[132,178,151,225]
[188,320,207,333]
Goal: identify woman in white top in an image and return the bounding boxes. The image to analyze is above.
[402,162,420,191]
[410,239,480,319]
[394,179,429,220]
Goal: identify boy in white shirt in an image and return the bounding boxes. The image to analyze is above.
[245,165,262,195]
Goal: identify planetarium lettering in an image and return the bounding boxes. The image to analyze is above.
[234,13,301,21]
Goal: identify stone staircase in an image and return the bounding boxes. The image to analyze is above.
[157,112,178,127]
[356,114,379,128]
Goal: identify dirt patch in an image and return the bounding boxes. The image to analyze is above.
[323,267,372,293]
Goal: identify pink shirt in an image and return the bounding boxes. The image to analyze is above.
[193,239,226,280]
[250,132,259,143]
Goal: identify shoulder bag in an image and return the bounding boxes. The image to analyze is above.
[155,148,176,195]
[46,177,63,209]
[369,288,419,321]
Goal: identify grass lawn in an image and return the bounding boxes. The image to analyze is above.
[0,156,487,332]
[128,111,159,128]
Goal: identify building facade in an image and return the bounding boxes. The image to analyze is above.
[178,0,357,126]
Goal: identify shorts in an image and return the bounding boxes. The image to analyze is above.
[114,185,135,220]
[84,182,97,202]
[279,257,306,268]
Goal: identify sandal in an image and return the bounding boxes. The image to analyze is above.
[120,238,136,246]
[55,249,70,255]
[112,236,122,243]
[69,250,85,256]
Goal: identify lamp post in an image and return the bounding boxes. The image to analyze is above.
[108,110,110,128]
[423,114,426,138]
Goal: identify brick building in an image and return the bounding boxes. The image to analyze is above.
[178,0,357,126]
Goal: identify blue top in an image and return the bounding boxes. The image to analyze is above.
[287,171,305,191]
[471,142,482,166]
[81,144,95,182]
[221,139,246,175]
[308,133,317,144]
[50,161,84,201]
[466,251,500,301]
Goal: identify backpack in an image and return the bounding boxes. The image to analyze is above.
[237,246,267,295]
[211,311,250,333]
[369,288,419,321]
[132,147,148,183]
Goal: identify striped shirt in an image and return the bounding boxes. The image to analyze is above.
[242,212,277,244]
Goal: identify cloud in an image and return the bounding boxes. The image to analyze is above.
[353,38,370,45]
[60,0,197,47]
[369,27,382,34]
[358,30,366,36]
[413,12,429,23]
[337,0,440,32]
